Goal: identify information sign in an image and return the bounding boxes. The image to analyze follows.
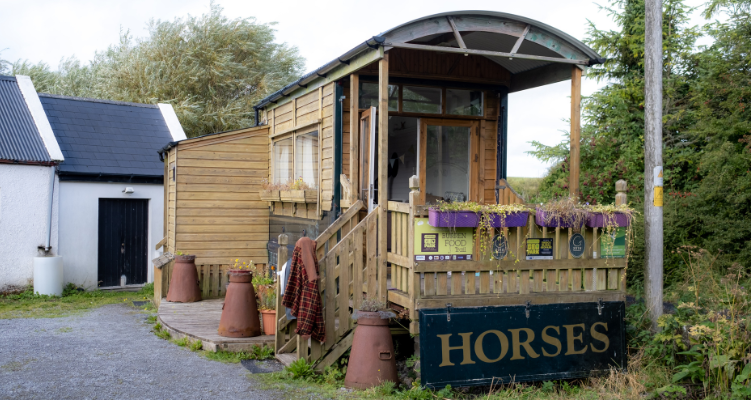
[414,218,474,262]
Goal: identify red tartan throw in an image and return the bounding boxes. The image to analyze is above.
[281,240,325,342]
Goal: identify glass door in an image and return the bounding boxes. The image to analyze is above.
[419,120,475,204]
[360,106,377,212]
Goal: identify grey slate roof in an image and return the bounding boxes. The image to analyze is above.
[39,94,172,177]
[0,75,51,163]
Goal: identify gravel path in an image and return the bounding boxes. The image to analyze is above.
[0,304,284,400]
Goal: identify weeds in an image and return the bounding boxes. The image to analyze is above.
[202,346,274,363]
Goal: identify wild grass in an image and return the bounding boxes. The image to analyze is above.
[0,283,154,319]
[507,177,542,201]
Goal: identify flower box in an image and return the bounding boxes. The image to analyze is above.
[259,190,280,202]
[535,208,586,229]
[586,212,630,228]
[488,211,529,228]
[279,190,317,203]
[428,209,479,228]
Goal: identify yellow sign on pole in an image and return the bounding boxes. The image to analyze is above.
[653,166,663,207]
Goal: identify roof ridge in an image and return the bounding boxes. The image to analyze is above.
[38,93,159,109]
[0,75,17,81]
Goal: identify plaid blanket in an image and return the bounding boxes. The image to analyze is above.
[281,246,325,342]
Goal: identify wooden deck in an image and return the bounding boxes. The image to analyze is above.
[158,299,274,352]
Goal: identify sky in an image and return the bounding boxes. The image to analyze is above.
[0,0,714,177]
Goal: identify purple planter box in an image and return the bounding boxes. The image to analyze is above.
[428,209,479,228]
[535,208,587,229]
[586,212,630,228]
[488,211,529,228]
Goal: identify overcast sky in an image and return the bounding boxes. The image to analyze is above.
[1,0,713,177]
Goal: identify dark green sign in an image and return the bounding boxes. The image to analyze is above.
[492,234,507,260]
[418,302,626,388]
[569,233,585,258]
[601,227,627,258]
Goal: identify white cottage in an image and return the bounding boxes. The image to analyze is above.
[0,74,186,291]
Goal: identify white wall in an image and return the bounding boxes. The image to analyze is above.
[0,164,59,290]
[58,181,163,288]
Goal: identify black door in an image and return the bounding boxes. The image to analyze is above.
[98,199,149,287]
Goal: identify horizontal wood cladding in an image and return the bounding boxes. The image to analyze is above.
[359,48,510,86]
[169,128,270,265]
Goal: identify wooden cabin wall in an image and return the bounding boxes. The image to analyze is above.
[482,92,499,205]
[169,127,270,266]
[342,86,351,185]
[268,83,336,215]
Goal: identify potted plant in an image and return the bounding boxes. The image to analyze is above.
[535,197,588,229]
[279,177,317,203]
[344,299,399,389]
[256,284,277,336]
[166,251,202,303]
[484,203,530,228]
[259,179,281,202]
[585,203,635,228]
[218,259,262,338]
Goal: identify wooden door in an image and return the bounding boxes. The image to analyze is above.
[98,199,149,287]
[359,106,377,212]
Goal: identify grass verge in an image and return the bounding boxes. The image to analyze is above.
[0,283,154,319]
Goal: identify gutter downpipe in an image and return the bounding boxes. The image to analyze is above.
[44,165,56,253]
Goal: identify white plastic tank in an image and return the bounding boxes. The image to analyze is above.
[33,256,64,296]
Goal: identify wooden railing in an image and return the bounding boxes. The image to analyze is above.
[157,263,253,305]
[274,200,380,371]
[385,177,629,334]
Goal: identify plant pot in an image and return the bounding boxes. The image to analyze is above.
[166,255,202,303]
[428,209,479,228]
[487,211,529,228]
[280,190,317,203]
[260,309,276,336]
[259,190,280,202]
[535,208,586,229]
[218,270,261,338]
[586,212,630,228]
[344,311,399,389]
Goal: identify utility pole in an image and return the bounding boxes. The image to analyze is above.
[645,0,664,329]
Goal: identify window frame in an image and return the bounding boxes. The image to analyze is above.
[271,124,321,190]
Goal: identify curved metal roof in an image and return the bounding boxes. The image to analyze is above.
[255,11,602,109]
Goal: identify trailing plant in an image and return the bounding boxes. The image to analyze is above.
[584,203,639,260]
[537,196,588,231]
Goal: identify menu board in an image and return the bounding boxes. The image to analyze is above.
[413,218,474,262]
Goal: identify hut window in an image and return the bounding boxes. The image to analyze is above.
[403,86,441,114]
[294,131,319,187]
[273,137,294,184]
[359,82,398,111]
[447,89,483,116]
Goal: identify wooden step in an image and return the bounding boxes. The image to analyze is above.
[276,353,298,367]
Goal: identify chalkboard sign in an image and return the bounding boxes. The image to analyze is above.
[419,302,626,388]
[526,238,553,260]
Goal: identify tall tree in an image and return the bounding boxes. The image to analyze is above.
[4,3,305,137]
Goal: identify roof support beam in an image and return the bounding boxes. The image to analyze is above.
[387,42,590,65]
[446,16,467,49]
[509,24,531,55]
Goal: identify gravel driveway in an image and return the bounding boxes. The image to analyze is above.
[0,304,283,400]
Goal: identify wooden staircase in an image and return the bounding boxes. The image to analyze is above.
[274,200,379,370]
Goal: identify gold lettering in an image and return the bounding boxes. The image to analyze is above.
[590,322,610,353]
[509,328,540,360]
[437,333,475,367]
[474,330,509,363]
[541,326,562,357]
[564,324,587,355]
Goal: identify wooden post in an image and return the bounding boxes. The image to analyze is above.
[349,74,360,204]
[645,0,664,329]
[615,180,627,206]
[275,233,288,352]
[408,175,420,334]
[569,66,582,199]
[377,54,389,303]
